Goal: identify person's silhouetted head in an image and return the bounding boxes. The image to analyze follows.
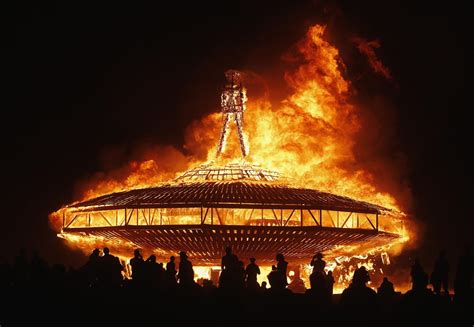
[261,281,267,289]
[134,249,141,257]
[179,251,187,259]
[148,255,156,263]
[250,257,256,263]
[103,247,110,255]
[328,270,333,277]
[276,253,284,262]
[352,266,370,286]
[92,248,100,256]
[170,256,175,262]
[225,246,232,255]
[315,252,323,259]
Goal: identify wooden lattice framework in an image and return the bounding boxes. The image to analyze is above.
[60,181,402,264]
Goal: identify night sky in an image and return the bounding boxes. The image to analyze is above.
[2,1,471,270]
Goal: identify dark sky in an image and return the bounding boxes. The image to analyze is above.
[2,1,472,268]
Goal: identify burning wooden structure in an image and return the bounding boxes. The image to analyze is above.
[57,70,403,265]
[60,163,401,265]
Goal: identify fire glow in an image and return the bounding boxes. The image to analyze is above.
[50,24,413,291]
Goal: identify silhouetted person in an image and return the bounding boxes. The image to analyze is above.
[310,252,326,274]
[82,248,101,287]
[219,246,239,289]
[378,277,395,296]
[130,249,144,285]
[430,250,449,295]
[340,266,378,313]
[326,270,335,296]
[145,255,164,288]
[276,253,288,285]
[245,258,260,289]
[236,260,246,289]
[308,268,328,303]
[100,247,123,287]
[377,277,396,314]
[410,257,426,290]
[165,256,177,288]
[402,268,434,314]
[177,251,194,287]
[454,246,473,305]
[221,246,238,271]
[268,253,288,290]
[202,279,217,296]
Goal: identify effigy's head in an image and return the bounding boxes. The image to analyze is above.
[225,70,242,85]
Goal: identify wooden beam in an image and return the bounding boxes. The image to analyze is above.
[340,212,353,228]
[215,208,223,225]
[99,212,113,226]
[73,203,380,214]
[283,209,296,226]
[202,207,209,224]
[150,208,156,225]
[327,211,336,227]
[271,209,280,226]
[245,208,255,226]
[365,214,376,230]
[141,209,148,226]
[65,214,79,228]
[307,209,320,226]
[125,208,134,225]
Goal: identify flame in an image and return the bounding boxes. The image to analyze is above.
[50,24,415,287]
[59,25,404,210]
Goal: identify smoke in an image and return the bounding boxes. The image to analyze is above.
[73,144,190,201]
[352,37,392,81]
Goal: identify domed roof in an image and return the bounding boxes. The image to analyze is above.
[69,179,387,215]
[174,162,281,182]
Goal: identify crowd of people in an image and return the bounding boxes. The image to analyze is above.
[0,246,472,323]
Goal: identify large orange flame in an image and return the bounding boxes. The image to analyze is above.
[63,25,405,213]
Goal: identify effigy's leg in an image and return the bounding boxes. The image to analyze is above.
[216,113,231,158]
[235,112,248,157]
